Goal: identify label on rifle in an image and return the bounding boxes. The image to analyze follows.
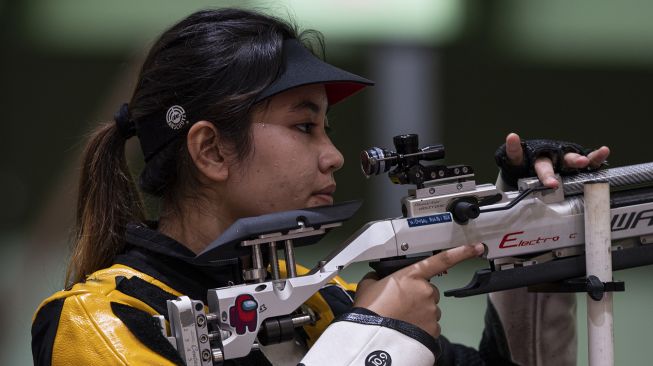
[407,213,452,227]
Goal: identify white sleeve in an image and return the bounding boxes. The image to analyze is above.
[489,288,577,366]
[299,309,438,366]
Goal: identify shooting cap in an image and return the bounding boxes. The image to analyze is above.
[255,38,374,105]
[128,38,373,163]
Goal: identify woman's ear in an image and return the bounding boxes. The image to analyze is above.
[187,121,230,183]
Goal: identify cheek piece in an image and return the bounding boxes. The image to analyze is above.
[112,38,374,166]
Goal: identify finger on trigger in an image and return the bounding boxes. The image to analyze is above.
[505,133,524,166]
[407,244,484,279]
[534,157,558,188]
[563,152,589,169]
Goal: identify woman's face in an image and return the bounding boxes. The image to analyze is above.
[222,84,344,219]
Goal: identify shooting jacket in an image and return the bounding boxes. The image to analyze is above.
[32,223,576,366]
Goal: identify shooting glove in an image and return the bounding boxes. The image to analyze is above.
[495,139,594,187]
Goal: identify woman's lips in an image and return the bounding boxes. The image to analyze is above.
[311,185,336,205]
[311,193,334,205]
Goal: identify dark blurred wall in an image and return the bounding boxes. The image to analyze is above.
[441,21,652,183]
[0,0,128,233]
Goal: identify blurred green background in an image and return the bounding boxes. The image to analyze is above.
[2,0,652,364]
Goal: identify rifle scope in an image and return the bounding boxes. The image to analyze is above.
[360,134,445,177]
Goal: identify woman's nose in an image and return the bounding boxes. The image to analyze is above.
[319,139,345,173]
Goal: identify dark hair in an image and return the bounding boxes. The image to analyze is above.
[67,8,318,285]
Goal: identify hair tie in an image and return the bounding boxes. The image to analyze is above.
[114,103,136,139]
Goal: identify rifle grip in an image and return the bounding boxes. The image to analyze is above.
[369,255,430,277]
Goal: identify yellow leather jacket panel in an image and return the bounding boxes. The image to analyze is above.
[34,264,182,365]
[33,261,357,365]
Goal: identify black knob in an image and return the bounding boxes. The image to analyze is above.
[393,134,419,155]
[452,200,480,223]
[258,316,296,346]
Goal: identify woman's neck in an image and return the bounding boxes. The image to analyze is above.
[158,199,234,255]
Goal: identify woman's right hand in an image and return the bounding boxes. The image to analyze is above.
[353,243,484,338]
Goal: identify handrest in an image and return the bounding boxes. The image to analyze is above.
[195,200,362,262]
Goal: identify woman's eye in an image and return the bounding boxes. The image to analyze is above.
[295,123,315,134]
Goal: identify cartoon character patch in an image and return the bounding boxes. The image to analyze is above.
[229,294,258,335]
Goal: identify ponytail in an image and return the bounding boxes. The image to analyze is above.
[64,8,306,285]
[65,122,145,286]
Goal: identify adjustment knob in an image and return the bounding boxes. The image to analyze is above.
[393,134,419,155]
[451,200,480,224]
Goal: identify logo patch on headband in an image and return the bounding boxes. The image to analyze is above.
[166,105,187,130]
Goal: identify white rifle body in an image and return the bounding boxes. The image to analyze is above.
[162,162,653,363]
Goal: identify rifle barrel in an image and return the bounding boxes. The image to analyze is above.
[563,162,653,196]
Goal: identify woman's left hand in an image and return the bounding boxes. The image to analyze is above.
[503,132,610,189]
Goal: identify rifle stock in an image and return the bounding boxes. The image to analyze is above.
[162,162,653,362]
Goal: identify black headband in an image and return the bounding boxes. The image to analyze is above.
[126,38,373,162]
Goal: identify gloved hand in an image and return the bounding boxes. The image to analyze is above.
[495,133,610,188]
[487,132,611,366]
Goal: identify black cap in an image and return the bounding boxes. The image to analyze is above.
[136,38,373,162]
[255,38,374,105]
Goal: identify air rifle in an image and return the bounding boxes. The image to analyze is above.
[159,134,653,364]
